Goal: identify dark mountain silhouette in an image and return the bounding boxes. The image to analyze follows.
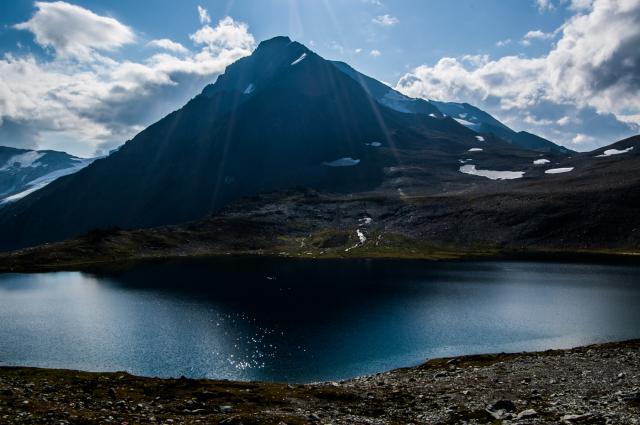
[0,36,499,250]
[2,134,638,271]
[0,36,622,253]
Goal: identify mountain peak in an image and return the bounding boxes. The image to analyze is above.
[256,35,292,49]
[200,36,311,98]
[253,35,308,59]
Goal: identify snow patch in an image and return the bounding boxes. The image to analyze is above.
[468,148,483,152]
[459,164,524,180]
[1,158,93,204]
[359,216,372,226]
[533,159,550,165]
[0,151,45,171]
[1,186,40,203]
[453,117,480,130]
[243,83,254,94]
[429,113,437,118]
[545,167,574,174]
[345,215,373,251]
[345,228,367,252]
[290,53,307,65]
[596,147,634,157]
[323,157,360,167]
[454,118,475,126]
[475,135,485,142]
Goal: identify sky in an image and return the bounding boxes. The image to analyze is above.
[0,0,638,156]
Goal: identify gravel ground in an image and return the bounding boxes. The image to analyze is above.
[0,340,638,424]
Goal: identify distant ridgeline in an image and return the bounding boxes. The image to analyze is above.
[0,147,92,204]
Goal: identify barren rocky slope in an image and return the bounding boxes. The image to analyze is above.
[1,135,639,272]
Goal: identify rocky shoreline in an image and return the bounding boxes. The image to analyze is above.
[1,340,638,424]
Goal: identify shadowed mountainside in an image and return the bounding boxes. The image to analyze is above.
[0,36,570,252]
[1,136,638,272]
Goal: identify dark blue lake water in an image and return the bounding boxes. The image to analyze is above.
[1,258,639,382]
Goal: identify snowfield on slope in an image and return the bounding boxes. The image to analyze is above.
[359,217,373,226]
[243,83,255,94]
[291,53,307,65]
[0,151,45,171]
[545,167,574,174]
[323,157,360,167]
[597,147,634,157]
[459,164,524,180]
[1,158,94,204]
[454,118,476,127]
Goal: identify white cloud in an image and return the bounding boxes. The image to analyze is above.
[1,3,255,156]
[496,38,512,47]
[572,133,596,144]
[396,0,640,150]
[536,0,555,12]
[569,0,594,11]
[14,1,135,61]
[369,49,382,57]
[545,0,640,114]
[397,55,545,110]
[147,38,188,54]
[189,16,255,54]
[523,114,554,126]
[372,14,399,26]
[461,54,490,67]
[521,29,554,45]
[618,113,640,125]
[197,5,211,24]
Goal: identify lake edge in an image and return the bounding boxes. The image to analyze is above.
[1,247,640,275]
[2,338,639,423]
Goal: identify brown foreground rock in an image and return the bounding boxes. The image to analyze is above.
[1,340,639,424]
